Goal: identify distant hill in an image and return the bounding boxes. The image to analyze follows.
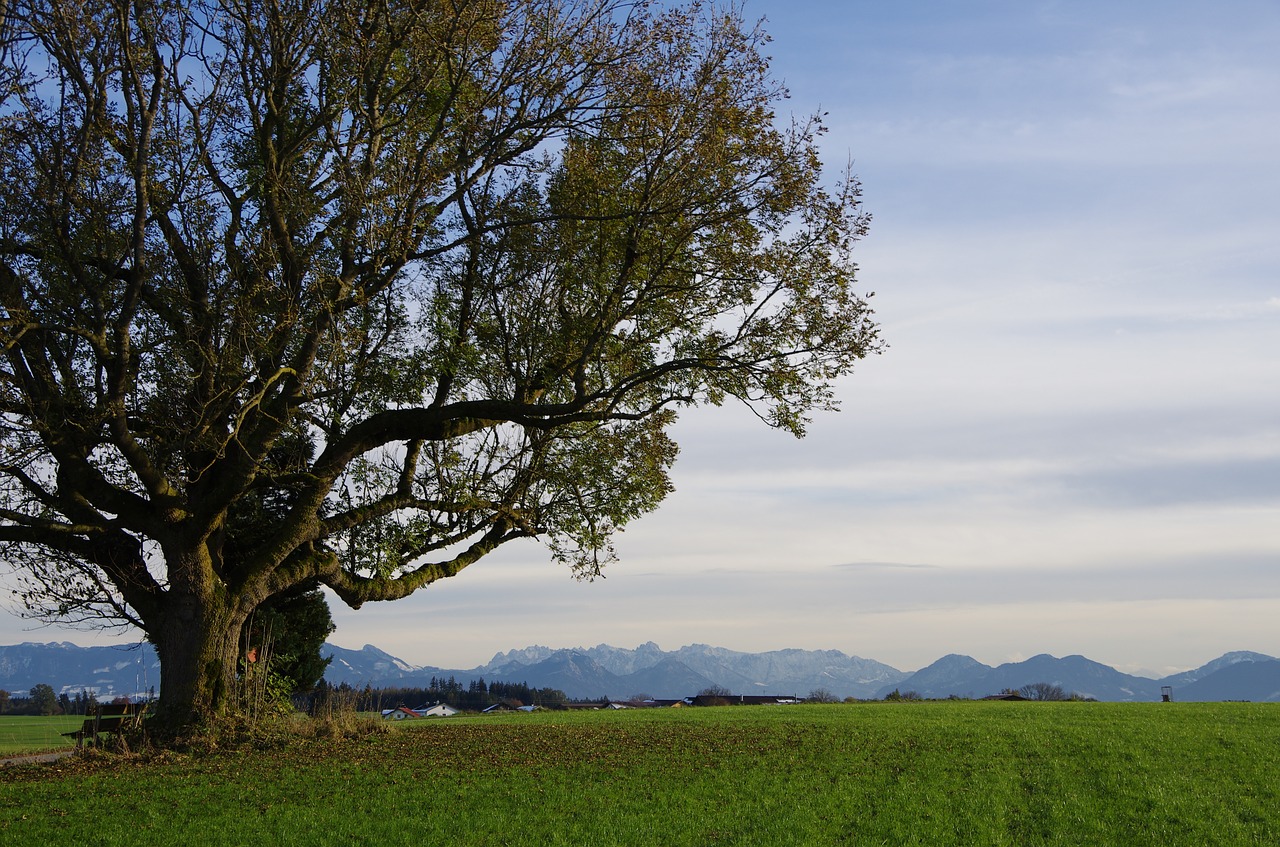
[478,642,908,700]
[0,641,159,699]
[876,651,1280,702]
[322,643,447,688]
[1177,659,1280,702]
[1157,651,1275,689]
[615,657,716,699]
[500,650,619,699]
[4,640,1277,703]
[878,653,988,698]
[878,653,1164,701]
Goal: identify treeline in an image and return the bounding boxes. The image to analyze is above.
[0,685,146,716]
[301,677,569,713]
[4,678,568,717]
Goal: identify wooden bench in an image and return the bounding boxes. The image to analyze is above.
[62,702,144,750]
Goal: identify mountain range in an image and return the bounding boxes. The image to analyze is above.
[2,640,1277,703]
[321,641,908,700]
[320,642,1279,703]
[0,641,160,700]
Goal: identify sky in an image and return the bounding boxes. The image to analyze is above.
[3,0,1278,678]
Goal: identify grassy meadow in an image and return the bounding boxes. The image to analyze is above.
[0,715,86,755]
[2,702,1277,845]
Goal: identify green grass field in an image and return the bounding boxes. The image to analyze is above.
[2,702,1277,845]
[0,715,85,755]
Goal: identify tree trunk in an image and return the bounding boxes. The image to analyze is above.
[150,589,245,735]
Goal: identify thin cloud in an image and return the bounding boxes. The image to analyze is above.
[832,561,942,571]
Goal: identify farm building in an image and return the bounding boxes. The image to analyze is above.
[418,702,460,717]
[382,707,423,720]
[381,702,459,719]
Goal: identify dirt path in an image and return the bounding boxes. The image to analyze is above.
[1,749,77,767]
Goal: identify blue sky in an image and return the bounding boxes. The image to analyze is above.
[4,0,1277,676]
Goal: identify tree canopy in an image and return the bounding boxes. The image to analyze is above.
[0,0,879,733]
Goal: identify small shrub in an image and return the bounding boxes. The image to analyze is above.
[807,688,838,704]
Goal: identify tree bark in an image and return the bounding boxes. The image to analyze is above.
[149,589,245,735]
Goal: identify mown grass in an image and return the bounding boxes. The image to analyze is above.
[2,702,1277,845]
[0,715,85,755]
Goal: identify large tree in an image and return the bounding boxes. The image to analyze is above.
[0,0,880,734]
